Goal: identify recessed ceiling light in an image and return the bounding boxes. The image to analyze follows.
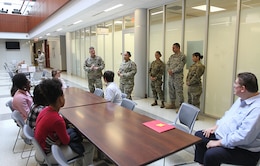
[46,33,50,36]
[192,5,226,12]
[73,20,82,25]
[56,28,62,31]
[151,11,163,16]
[104,4,123,12]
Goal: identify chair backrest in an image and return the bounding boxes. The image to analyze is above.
[121,98,136,110]
[32,137,52,166]
[173,103,200,134]
[51,145,69,166]
[121,93,127,99]
[11,110,25,128]
[23,124,34,140]
[6,99,15,112]
[94,88,104,97]
[23,124,34,145]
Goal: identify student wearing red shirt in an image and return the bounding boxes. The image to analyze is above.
[34,79,94,165]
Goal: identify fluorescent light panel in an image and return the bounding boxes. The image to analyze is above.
[56,28,62,31]
[73,20,82,25]
[104,4,123,12]
[151,11,163,16]
[192,5,226,12]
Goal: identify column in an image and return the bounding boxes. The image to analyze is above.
[134,8,147,98]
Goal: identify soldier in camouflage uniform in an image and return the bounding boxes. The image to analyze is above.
[118,51,137,100]
[149,51,165,108]
[186,52,205,108]
[84,47,105,93]
[166,43,186,110]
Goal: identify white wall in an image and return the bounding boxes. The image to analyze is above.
[0,39,31,70]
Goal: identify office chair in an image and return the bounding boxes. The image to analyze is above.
[11,110,26,153]
[11,111,33,156]
[172,102,200,134]
[22,124,35,166]
[171,103,200,166]
[94,88,104,97]
[51,145,70,166]
[6,99,15,112]
[121,98,136,110]
[31,136,52,166]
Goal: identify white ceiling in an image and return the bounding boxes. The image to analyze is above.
[28,0,177,39]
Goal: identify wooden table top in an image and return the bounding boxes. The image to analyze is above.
[61,102,201,166]
[62,87,108,109]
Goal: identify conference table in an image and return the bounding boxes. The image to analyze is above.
[63,87,108,109]
[61,101,201,166]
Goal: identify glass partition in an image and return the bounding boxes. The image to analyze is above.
[165,1,183,102]
[104,21,113,71]
[148,6,164,97]
[114,18,123,84]
[237,0,260,81]
[184,0,206,110]
[205,0,237,117]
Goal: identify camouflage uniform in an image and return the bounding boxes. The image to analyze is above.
[84,56,105,93]
[166,52,186,107]
[149,59,165,102]
[186,61,205,108]
[118,60,137,99]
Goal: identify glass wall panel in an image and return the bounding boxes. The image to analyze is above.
[184,0,206,110]
[96,23,105,66]
[148,7,164,97]
[84,28,90,78]
[90,25,97,49]
[104,21,113,71]
[114,18,123,85]
[237,0,260,81]
[205,0,237,117]
[71,32,76,75]
[75,30,81,76]
[80,29,85,78]
[165,1,183,102]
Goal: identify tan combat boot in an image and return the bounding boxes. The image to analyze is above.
[165,101,176,109]
[160,101,165,108]
[151,100,158,106]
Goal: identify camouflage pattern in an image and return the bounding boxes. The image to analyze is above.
[149,59,165,101]
[166,52,186,106]
[118,60,137,99]
[84,56,105,93]
[186,61,205,108]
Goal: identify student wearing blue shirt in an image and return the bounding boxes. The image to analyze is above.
[194,72,260,166]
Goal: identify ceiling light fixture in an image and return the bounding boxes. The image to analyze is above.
[104,4,123,12]
[151,11,163,16]
[73,20,82,25]
[56,28,62,31]
[192,5,226,12]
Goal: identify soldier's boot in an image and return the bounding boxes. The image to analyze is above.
[151,100,158,106]
[165,101,176,109]
[160,101,165,108]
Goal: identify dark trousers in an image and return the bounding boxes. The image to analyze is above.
[194,130,260,166]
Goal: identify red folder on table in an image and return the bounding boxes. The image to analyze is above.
[143,120,175,133]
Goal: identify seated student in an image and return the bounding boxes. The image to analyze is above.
[51,69,67,89]
[34,79,94,165]
[194,72,260,166]
[12,73,33,120]
[26,84,48,130]
[103,70,122,105]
